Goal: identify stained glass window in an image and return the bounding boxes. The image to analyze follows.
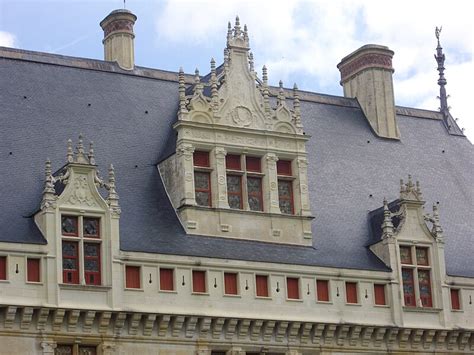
[247,177,263,211]
[227,175,242,209]
[84,242,100,285]
[194,172,211,207]
[416,247,429,266]
[402,268,415,306]
[83,218,99,238]
[418,270,432,307]
[278,180,293,214]
[61,216,78,236]
[62,241,79,284]
[400,246,412,264]
[55,345,73,355]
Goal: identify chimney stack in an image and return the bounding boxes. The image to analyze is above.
[337,45,400,139]
[100,9,137,70]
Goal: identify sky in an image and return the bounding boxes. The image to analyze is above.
[1,0,473,142]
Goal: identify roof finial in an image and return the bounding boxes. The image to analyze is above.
[178,67,187,114]
[262,65,270,116]
[41,158,56,210]
[67,139,74,163]
[227,21,232,44]
[434,26,450,125]
[106,163,121,216]
[210,58,218,108]
[234,16,241,36]
[243,24,248,41]
[88,141,96,165]
[75,134,89,164]
[381,197,394,239]
[293,83,302,132]
[249,52,254,72]
[277,80,285,106]
[194,68,200,85]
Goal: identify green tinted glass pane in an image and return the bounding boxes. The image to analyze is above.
[194,172,210,189]
[227,175,241,193]
[196,191,210,206]
[61,216,77,234]
[83,218,99,236]
[228,194,241,209]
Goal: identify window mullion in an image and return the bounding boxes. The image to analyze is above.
[78,216,85,285]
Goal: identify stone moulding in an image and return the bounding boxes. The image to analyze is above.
[1,305,472,352]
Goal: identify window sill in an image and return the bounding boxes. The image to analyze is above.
[26,281,43,285]
[0,279,10,283]
[316,300,332,305]
[374,304,390,308]
[255,296,272,300]
[223,293,241,298]
[159,289,177,294]
[403,306,442,313]
[345,302,362,306]
[124,287,144,292]
[450,309,464,313]
[183,205,313,220]
[59,283,112,292]
[286,298,303,302]
[191,292,209,296]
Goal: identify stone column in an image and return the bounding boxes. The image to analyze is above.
[264,153,280,213]
[177,143,196,206]
[295,157,311,216]
[40,340,56,355]
[213,146,229,208]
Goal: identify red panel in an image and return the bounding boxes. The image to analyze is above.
[451,289,460,310]
[316,280,329,302]
[256,275,269,297]
[84,243,101,285]
[277,160,292,175]
[226,154,241,170]
[374,284,386,305]
[126,266,141,289]
[62,241,79,284]
[287,277,300,299]
[246,156,261,172]
[346,282,358,304]
[192,270,206,293]
[224,273,238,295]
[194,151,210,167]
[0,256,6,280]
[160,268,174,291]
[27,258,40,282]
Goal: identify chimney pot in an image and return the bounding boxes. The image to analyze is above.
[100,9,137,70]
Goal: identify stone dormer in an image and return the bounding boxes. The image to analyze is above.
[35,136,120,294]
[159,17,313,246]
[370,176,448,317]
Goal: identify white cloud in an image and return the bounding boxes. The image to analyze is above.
[0,31,17,48]
[155,0,473,141]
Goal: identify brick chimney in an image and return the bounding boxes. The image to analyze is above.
[337,45,400,139]
[100,9,137,70]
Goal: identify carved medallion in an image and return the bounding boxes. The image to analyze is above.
[230,106,253,127]
[68,175,96,207]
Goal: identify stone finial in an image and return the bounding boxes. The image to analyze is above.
[381,198,394,239]
[178,67,187,114]
[432,204,443,237]
[194,68,200,85]
[262,65,270,115]
[75,134,89,164]
[210,58,218,106]
[277,80,285,106]
[106,164,120,215]
[223,48,229,74]
[227,21,232,44]
[88,142,96,165]
[193,68,203,95]
[293,83,303,131]
[434,26,450,120]
[226,15,249,49]
[400,175,423,201]
[67,139,74,163]
[243,24,249,41]
[41,159,57,209]
[249,52,254,72]
[234,16,241,36]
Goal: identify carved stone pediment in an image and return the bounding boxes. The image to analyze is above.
[177,17,304,135]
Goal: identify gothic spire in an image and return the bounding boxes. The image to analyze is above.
[434,27,450,122]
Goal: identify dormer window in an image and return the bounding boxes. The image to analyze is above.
[400,245,432,307]
[277,160,294,214]
[61,215,102,286]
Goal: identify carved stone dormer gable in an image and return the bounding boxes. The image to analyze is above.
[34,135,121,292]
[177,16,304,135]
[160,17,313,246]
[369,176,447,314]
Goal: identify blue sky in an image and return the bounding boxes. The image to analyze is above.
[1,0,473,141]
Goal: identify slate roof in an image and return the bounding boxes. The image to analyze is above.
[1,47,473,277]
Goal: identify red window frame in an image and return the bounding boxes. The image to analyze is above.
[345,282,358,304]
[226,154,241,170]
[125,265,141,289]
[316,280,329,302]
[83,217,100,238]
[27,258,41,282]
[194,151,210,167]
[374,284,386,305]
[0,256,6,280]
[160,268,174,291]
[277,179,294,214]
[61,215,78,237]
[287,277,300,299]
[450,289,461,310]
[256,275,269,297]
[402,268,416,307]
[84,242,101,285]
[224,272,238,295]
[192,270,206,293]
[62,241,79,284]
